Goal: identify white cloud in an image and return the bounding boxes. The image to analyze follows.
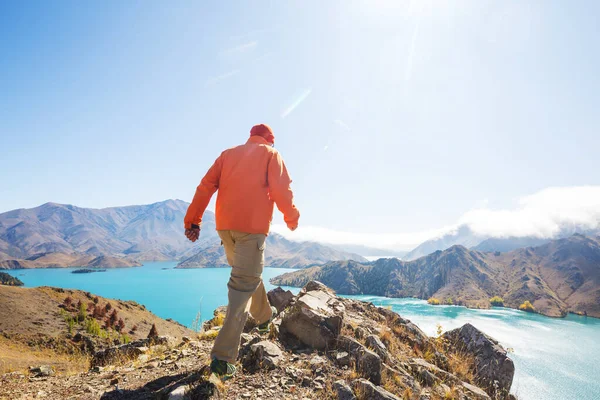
[272,186,600,250]
[459,186,600,238]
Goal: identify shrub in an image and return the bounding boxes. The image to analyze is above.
[445,297,454,305]
[115,318,125,332]
[519,300,535,313]
[64,296,73,308]
[85,318,101,336]
[66,316,76,335]
[105,303,112,312]
[77,302,87,323]
[93,296,99,304]
[490,296,504,307]
[121,334,131,344]
[427,298,441,305]
[129,324,138,334]
[106,309,118,328]
[148,323,158,338]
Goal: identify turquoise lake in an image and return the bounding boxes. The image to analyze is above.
[6,262,600,400]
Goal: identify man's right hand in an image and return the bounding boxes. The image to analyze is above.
[185,227,200,242]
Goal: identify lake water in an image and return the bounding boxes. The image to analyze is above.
[6,262,600,400]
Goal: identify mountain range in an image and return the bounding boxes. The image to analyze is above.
[272,234,600,318]
[0,200,364,269]
[402,224,600,261]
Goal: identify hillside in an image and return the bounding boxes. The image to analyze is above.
[0,285,194,375]
[0,282,515,400]
[272,234,600,318]
[0,272,23,286]
[0,200,207,263]
[176,233,367,269]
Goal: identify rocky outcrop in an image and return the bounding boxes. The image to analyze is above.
[443,323,515,399]
[278,281,345,350]
[0,281,515,400]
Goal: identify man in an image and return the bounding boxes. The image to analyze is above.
[183,124,300,380]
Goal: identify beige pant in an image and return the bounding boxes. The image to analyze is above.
[210,230,272,363]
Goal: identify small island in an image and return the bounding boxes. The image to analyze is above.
[71,268,107,274]
[0,272,24,286]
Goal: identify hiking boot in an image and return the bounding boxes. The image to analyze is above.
[257,306,277,334]
[210,358,236,381]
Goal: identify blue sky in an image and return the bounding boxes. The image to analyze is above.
[1,1,599,249]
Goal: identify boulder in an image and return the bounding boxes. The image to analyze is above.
[241,340,284,372]
[279,281,345,350]
[334,380,356,400]
[267,287,295,312]
[366,334,390,362]
[442,323,514,399]
[352,378,401,400]
[337,336,382,385]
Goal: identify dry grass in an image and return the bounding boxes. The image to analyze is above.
[197,330,219,341]
[0,335,89,375]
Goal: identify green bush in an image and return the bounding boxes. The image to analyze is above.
[490,296,504,307]
[77,302,87,323]
[85,318,101,336]
[445,297,454,305]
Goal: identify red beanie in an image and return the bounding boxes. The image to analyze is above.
[250,124,275,144]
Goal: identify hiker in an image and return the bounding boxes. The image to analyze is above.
[183,124,300,380]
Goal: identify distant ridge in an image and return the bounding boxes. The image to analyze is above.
[272,234,600,318]
[0,200,365,269]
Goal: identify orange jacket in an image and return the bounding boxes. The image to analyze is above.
[184,136,300,234]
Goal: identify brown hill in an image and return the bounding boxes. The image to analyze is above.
[272,234,600,318]
[0,285,193,375]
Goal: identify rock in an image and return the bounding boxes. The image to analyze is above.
[334,380,356,400]
[168,385,189,400]
[354,326,368,339]
[366,334,390,362]
[242,340,284,372]
[461,382,492,400]
[29,365,54,377]
[267,287,295,312]
[337,335,382,385]
[138,354,150,363]
[335,351,351,367]
[302,280,334,294]
[279,282,345,350]
[309,355,328,370]
[382,364,421,393]
[442,323,515,399]
[409,358,460,385]
[352,378,401,400]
